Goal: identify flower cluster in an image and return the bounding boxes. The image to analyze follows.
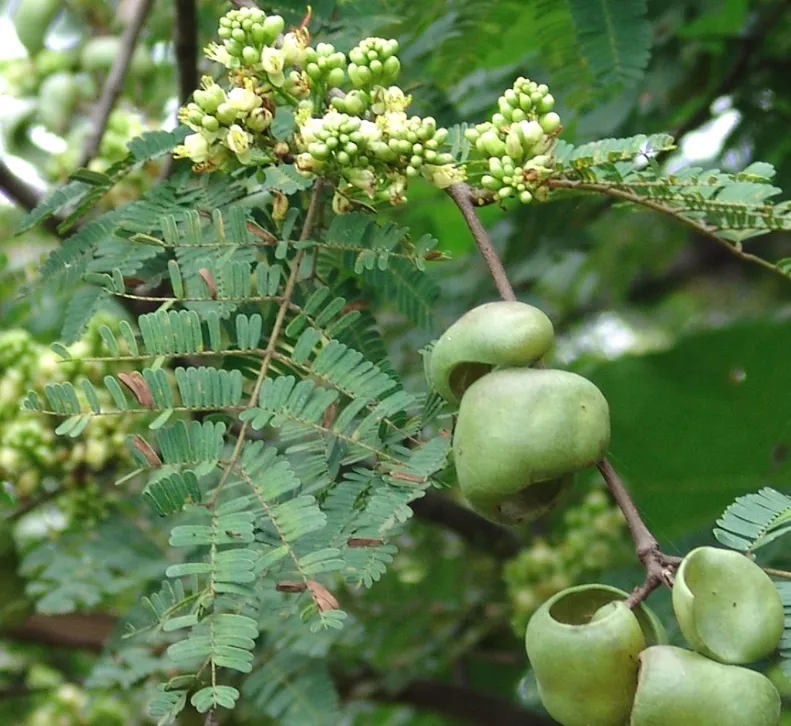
[296,84,460,206]
[503,487,630,635]
[465,76,562,204]
[173,9,460,207]
[0,316,138,518]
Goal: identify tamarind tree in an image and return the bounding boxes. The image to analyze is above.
[4,1,791,725]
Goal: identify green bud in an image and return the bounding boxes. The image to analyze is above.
[336,150,351,166]
[327,67,345,87]
[202,115,220,132]
[481,130,506,157]
[218,27,232,39]
[343,91,366,115]
[383,55,400,81]
[435,153,453,164]
[232,28,247,43]
[498,185,514,198]
[397,139,412,154]
[406,165,418,177]
[225,40,243,57]
[344,142,359,155]
[504,89,518,106]
[306,62,322,80]
[216,102,237,125]
[262,15,285,42]
[492,113,507,129]
[540,112,561,133]
[349,48,366,65]
[481,174,499,190]
[251,23,266,44]
[538,94,555,113]
[519,93,533,111]
[369,59,383,76]
[519,190,533,204]
[511,108,526,123]
[329,52,347,69]
[308,142,330,160]
[242,46,259,65]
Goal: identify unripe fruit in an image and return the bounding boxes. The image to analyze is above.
[454,368,610,523]
[631,646,781,726]
[37,71,80,134]
[672,546,783,664]
[526,584,663,726]
[81,36,153,77]
[12,0,60,56]
[429,301,554,405]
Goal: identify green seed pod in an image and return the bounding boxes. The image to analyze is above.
[672,546,783,664]
[12,0,60,56]
[37,71,80,134]
[429,301,554,405]
[526,584,664,726]
[631,646,781,726]
[454,368,610,523]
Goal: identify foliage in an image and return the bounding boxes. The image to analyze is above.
[4,1,791,725]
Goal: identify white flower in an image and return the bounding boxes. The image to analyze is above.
[381,111,408,136]
[204,42,234,68]
[261,47,285,76]
[280,31,308,67]
[384,86,411,112]
[228,86,262,114]
[175,133,211,164]
[358,120,382,143]
[298,116,324,146]
[226,124,252,163]
[422,163,467,189]
[345,168,376,196]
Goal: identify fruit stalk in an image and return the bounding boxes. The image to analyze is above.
[448,180,678,607]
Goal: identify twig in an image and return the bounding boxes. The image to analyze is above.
[174,0,199,107]
[0,159,61,235]
[596,460,675,606]
[338,669,554,726]
[548,178,791,284]
[77,0,154,168]
[446,184,516,301]
[450,183,679,607]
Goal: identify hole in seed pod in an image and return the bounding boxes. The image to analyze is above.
[449,362,492,399]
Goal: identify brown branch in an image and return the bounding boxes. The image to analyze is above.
[1,613,115,652]
[596,460,675,607]
[174,0,199,107]
[446,183,516,300]
[411,491,523,559]
[339,670,554,726]
[0,158,61,235]
[77,0,154,168]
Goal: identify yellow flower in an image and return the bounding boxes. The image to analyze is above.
[226,124,252,163]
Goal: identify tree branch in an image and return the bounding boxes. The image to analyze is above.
[174,0,199,107]
[1,613,115,652]
[446,184,516,300]
[340,671,554,726]
[411,491,523,559]
[77,0,154,168]
[0,159,60,235]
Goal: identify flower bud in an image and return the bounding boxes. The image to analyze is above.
[247,106,273,132]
